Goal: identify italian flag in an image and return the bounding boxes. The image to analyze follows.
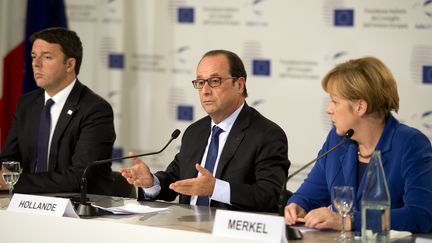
[0,0,67,148]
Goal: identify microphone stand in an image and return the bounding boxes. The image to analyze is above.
[76,129,181,217]
[280,129,354,240]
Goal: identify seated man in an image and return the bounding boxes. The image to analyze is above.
[0,27,116,195]
[121,50,290,212]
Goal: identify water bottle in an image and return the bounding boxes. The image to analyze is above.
[361,151,390,243]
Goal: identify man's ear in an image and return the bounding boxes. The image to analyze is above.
[236,77,245,94]
[66,58,76,73]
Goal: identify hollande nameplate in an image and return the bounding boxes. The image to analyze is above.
[213,209,286,242]
[7,193,79,218]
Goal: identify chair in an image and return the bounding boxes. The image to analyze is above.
[112,171,137,198]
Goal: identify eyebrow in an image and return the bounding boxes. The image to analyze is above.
[31,51,53,55]
[196,73,221,78]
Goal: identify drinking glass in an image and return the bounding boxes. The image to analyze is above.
[332,186,354,240]
[2,161,21,201]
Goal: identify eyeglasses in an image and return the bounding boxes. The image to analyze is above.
[191,77,237,89]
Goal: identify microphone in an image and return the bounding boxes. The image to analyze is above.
[287,128,354,181]
[76,129,181,217]
[279,129,354,240]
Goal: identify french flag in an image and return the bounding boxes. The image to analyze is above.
[0,0,67,148]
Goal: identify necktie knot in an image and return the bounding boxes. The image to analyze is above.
[45,98,55,109]
[211,125,223,138]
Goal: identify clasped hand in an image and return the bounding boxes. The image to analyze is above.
[285,203,347,231]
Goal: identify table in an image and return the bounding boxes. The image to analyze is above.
[0,193,428,242]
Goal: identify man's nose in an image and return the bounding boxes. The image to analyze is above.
[200,81,212,94]
[32,57,41,68]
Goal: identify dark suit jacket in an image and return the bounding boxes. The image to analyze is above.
[288,114,432,233]
[144,103,290,213]
[0,80,116,195]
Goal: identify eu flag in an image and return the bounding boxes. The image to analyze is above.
[423,66,432,84]
[109,54,125,69]
[177,105,194,121]
[253,60,271,76]
[178,7,194,23]
[334,9,354,27]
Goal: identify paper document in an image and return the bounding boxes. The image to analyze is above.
[390,230,411,239]
[93,203,168,215]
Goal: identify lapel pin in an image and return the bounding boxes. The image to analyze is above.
[67,110,73,115]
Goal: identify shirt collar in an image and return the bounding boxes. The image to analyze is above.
[44,79,76,105]
[211,102,245,133]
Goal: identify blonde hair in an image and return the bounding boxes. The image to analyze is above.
[322,56,399,118]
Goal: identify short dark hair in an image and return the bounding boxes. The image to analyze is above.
[201,50,248,97]
[30,27,83,75]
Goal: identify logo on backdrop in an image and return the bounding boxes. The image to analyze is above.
[252,59,271,76]
[171,46,193,75]
[323,1,354,27]
[177,105,194,121]
[244,0,269,27]
[168,87,193,122]
[423,66,432,84]
[413,0,432,29]
[410,45,432,84]
[250,99,265,108]
[178,7,195,23]
[334,9,354,26]
[109,53,124,69]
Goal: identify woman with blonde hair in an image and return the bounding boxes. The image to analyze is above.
[285,57,432,233]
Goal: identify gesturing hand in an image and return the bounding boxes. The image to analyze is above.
[169,163,216,196]
[120,152,154,188]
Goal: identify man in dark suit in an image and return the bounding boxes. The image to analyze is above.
[121,50,290,212]
[0,27,115,195]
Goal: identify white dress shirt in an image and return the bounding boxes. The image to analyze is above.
[43,79,76,167]
[143,102,245,205]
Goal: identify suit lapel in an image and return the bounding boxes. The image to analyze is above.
[48,81,83,170]
[373,115,397,168]
[181,123,210,204]
[215,104,249,178]
[29,92,45,173]
[186,121,212,179]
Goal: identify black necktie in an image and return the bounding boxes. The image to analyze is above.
[196,125,224,206]
[36,98,54,173]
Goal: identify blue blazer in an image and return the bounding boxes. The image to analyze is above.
[288,114,432,233]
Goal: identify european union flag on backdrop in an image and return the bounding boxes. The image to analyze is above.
[23,0,68,93]
[334,9,354,27]
[178,7,194,23]
[177,105,193,121]
[423,66,432,84]
[253,60,271,76]
[109,54,124,69]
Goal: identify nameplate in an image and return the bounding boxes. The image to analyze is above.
[213,209,286,243]
[7,193,79,218]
